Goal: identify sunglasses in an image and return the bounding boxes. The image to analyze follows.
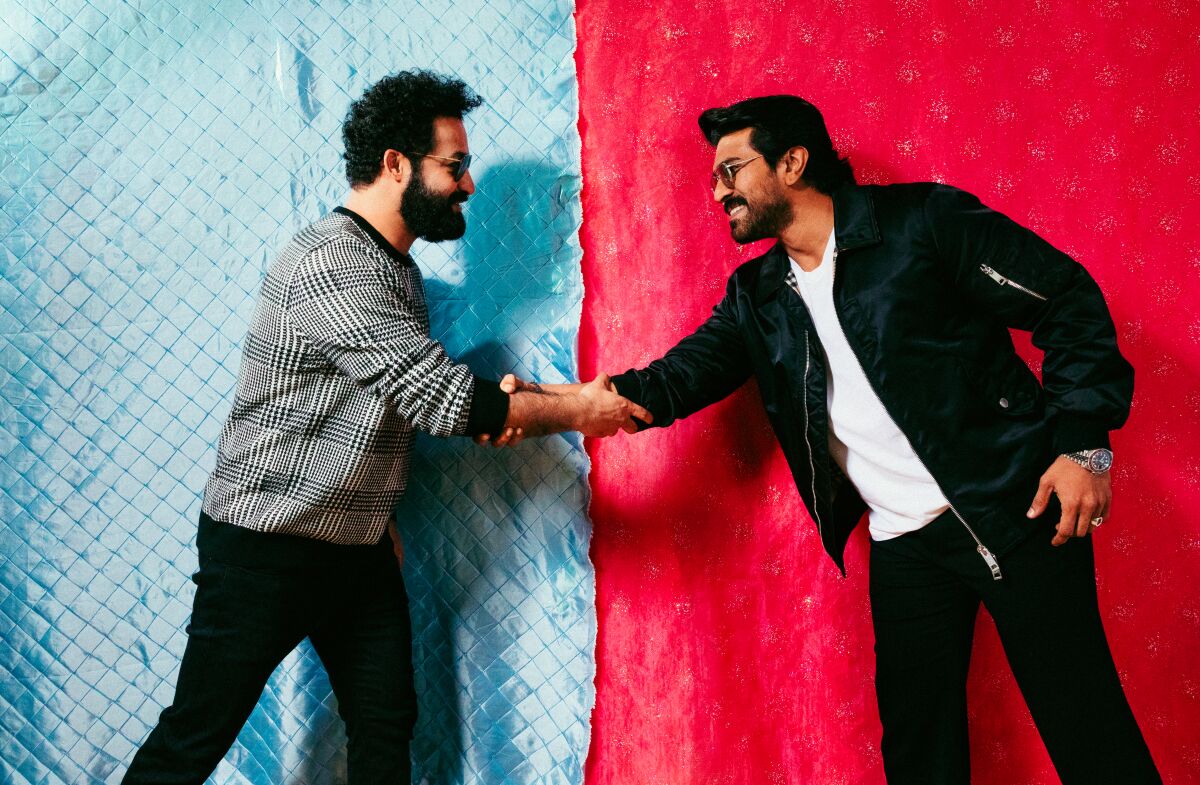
[710,154,763,191]
[409,152,473,181]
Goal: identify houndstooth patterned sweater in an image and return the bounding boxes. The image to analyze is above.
[202,207,506,544]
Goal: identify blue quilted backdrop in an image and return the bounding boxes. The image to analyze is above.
[0,2,592,783]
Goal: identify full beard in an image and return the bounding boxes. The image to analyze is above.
[727,194,792,244]
[400,171,468,242]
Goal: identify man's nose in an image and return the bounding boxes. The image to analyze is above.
[712,179,732,203]
[459,170,475,196]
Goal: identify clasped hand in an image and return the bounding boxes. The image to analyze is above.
[474,372,652,448]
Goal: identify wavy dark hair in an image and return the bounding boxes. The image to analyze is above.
[342,70,483,187]
[698,95,854,194]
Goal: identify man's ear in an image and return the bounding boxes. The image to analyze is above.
[382,149,411,186]
[779,146,810,187]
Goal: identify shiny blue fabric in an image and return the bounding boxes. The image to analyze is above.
[0,2,591,783]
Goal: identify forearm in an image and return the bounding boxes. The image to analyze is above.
[287,242,491,438]
[504,389,583,437]
[522,382,584,395]
[608,351,748,431]
[1034,271,1132,451]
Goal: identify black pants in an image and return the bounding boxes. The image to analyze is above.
[869,510,1160,785]
[123,515,416,785]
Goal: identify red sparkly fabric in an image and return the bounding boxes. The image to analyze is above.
[575,2,1200,782]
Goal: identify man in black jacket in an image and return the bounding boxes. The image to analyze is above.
[508,96,1161,784]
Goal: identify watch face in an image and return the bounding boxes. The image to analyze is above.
[1088,449,1114,473]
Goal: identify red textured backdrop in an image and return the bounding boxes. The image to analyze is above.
[575,2,1200,783]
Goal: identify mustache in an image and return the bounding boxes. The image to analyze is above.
[450,191,469,205]
[723,197,747,215]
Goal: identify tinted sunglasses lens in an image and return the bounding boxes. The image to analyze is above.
[454,154,472,180]
[718,162,735,189]
[711,163,733,191]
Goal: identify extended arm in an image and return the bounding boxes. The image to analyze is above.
[285,238,508,437]
[484,277,754,446]
[607,277,754,429]
[476,374,652,447]
[506,373,650,437]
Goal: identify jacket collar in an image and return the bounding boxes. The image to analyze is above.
[754,182,881,304]
[832,182,881,252]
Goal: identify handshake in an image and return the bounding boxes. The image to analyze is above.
[475,372,653,448]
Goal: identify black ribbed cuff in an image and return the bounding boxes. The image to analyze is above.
[1051,413,1112,455]
[608,370,652,431]
[465,376,510,436]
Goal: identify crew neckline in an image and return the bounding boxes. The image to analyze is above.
[333,206,414,267]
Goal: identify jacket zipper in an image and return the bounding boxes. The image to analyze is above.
[800,331,824,542]
[979,264,1047,301]
[832,250,1003,580]
[945,508,1002,579]
[787,276,826,543]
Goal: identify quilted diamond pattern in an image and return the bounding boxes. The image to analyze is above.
[1,2,591,783]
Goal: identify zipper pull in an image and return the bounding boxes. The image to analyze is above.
[977,545,1003,581]
[980,264,1008,286]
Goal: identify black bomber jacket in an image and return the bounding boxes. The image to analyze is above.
[611,182,1134,577]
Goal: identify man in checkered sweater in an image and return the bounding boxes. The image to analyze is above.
[122,70,645,785]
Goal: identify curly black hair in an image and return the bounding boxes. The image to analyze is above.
[342,70,483,187]
[698,95,855,195]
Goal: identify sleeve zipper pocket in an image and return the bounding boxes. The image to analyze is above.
[979,264,1047,301]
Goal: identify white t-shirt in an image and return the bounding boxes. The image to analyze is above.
[789,231,949,540]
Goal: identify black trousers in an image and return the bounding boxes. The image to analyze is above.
[869,510,1160,785]
[122,515,417,785]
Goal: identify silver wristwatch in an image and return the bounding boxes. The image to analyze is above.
[1063,448,1113,475]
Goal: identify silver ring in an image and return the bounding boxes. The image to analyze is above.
[1090,516,1104,527]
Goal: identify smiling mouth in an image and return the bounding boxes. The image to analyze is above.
[727,204,747,219]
